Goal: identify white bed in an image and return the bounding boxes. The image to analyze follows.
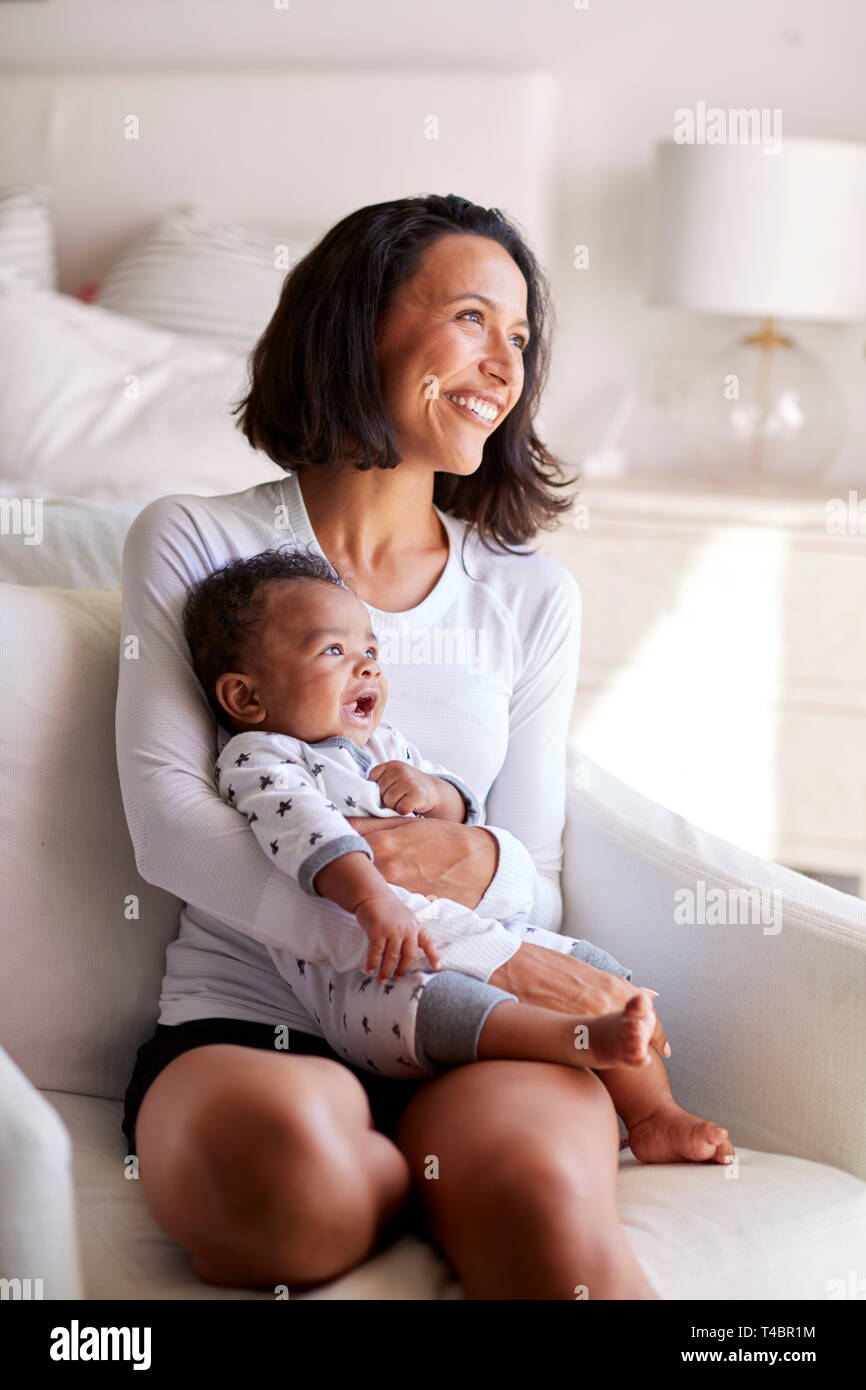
[0,68,557,297]
[1,67,864,1303]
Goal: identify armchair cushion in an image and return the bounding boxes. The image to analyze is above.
[43,1088,866,1301]
[0,584,181,1100]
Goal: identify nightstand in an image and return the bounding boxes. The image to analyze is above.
[539,472,866,898]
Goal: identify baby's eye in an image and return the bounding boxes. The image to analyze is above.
[366,647,377,659]
[323,644,342,656]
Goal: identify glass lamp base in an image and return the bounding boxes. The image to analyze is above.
[687,323,842,485]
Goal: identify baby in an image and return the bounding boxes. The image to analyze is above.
[183,545,735,1166]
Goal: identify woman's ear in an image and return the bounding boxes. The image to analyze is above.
[214,673,267,726]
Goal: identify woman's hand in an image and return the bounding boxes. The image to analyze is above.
[347,815,670,1056]
[489,943,671,1059]
[345,815,498,910]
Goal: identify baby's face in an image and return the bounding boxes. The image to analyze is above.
[215,578,387,745]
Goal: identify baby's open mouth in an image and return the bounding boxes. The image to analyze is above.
[341,691,378,723]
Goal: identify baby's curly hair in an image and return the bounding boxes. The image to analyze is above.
[183,544,348,732]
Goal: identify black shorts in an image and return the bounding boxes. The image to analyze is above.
[122,1017,429,1157]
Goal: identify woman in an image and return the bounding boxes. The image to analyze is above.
[116,193,666,1300]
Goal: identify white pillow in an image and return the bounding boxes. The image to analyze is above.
[0,269,285,501]
[0,495,144,587]
[0,584,182,1100]
[0,184,56,289]
[95,204,310,354]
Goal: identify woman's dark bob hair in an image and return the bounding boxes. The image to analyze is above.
[233,193,576,552]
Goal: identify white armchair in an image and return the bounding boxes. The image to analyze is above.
[0,1046,83,1301]
[1,581,864,1300]
[562,746,866,1299]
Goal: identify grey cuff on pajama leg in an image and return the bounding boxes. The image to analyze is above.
[413,971,518,1077]
[569,939,633,982]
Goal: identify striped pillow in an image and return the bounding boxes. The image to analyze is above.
[95,205,310,355]
[0,184,57,289]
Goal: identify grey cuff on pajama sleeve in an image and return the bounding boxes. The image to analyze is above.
[569,939,633,983]
[300,834,375,897]
[432,773,482,826]
[413,971,517,1076]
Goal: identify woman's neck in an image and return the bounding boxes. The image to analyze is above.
[296,462,444,568]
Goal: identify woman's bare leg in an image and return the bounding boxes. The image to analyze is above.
[478,997,734,1166]
[134,1044,411,1290]
[394,1059,657,1300]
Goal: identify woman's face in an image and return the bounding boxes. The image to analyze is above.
[373,233,530,477]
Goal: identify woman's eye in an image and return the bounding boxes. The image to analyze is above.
[457,309,528,351]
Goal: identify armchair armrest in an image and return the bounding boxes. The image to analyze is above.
[0,1046,84,1298]
[562,744,866,1182]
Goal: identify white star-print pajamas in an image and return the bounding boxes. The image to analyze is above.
[216,720,632,1079]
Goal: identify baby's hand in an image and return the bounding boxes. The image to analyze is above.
[354,892,441,983]
[367,761,442,817]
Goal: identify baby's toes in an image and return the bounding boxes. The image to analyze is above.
[626,997,656,1052]
[620,1017,651,1065]
[714,1133,737,1167]
[624,992,653,1021]
[691,1119,729,1161]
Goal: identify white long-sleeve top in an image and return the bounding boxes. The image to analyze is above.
[114,471,582,1030]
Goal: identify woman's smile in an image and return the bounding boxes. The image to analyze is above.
[442,392,502,428]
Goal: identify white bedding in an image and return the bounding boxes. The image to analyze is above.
[0,268,284,506]
[0,492,144,588]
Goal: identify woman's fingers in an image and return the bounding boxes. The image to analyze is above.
[620,979,668,1057]
[635,988,669,1053]
[609,975,668,1057]
[346,814,413,836]
[641,996,670,1057]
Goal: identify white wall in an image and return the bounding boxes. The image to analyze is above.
[2,0,865,483]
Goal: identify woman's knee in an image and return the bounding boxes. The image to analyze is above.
[137,1050,404,1285]
[489,1069,619,1197]
[400,1061,619,1210]
[396,1063,635,1299]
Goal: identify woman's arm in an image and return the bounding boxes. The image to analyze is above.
[346,814,501,909]
[474,567,582,932]
[114,497,394,974]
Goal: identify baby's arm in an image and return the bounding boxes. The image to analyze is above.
[367,760,469,823]
[369,730,483,825]
[217,733,441,982]
[217,733,373,895]
[312,852,440,982]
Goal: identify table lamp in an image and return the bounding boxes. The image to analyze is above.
[650,136,866,483]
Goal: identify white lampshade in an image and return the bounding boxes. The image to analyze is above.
[651,136,866,322]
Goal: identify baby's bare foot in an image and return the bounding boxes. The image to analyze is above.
[572,994,656,1070]
[627,1099,735,1166]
